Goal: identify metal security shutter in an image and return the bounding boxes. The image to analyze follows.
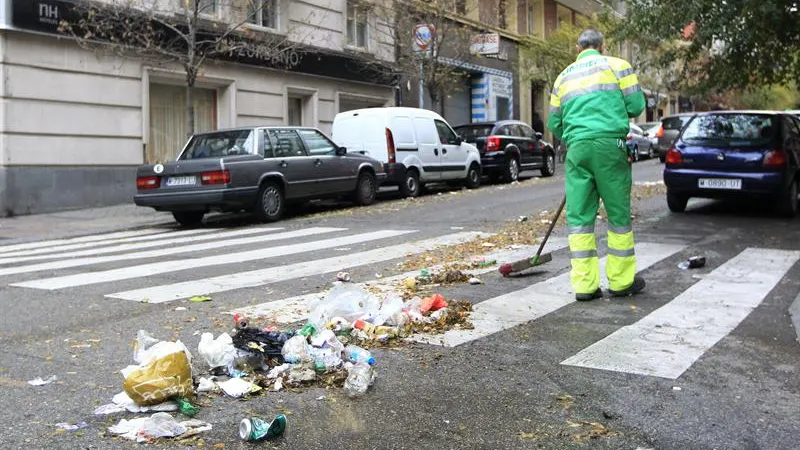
[443,76,471,127]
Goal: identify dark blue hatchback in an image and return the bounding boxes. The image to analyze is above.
[663,111,800,217]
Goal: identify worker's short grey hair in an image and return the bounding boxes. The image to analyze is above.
[577,29,604,50]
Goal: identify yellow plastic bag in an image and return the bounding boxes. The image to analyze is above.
[122,334,194,406]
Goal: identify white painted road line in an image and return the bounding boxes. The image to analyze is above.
[226,238,572,324]
[0,227,280,264]
[106,231,487,303]
[561,247,800,379]
[14,229,415,290]
[0,227,344,278]
[0,227,224,260]
[407,242,686,348]
[0,228,171,255]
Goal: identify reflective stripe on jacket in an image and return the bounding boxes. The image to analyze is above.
[547,49,646,148]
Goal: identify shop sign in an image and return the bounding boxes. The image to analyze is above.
[470,33,500,55]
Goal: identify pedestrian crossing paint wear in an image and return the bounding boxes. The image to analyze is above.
[561,247,800,379]
[0,227,341,278]
[106,232,487,303]
[11,229,414,290]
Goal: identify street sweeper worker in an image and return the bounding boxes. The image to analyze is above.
[547,29,646,301]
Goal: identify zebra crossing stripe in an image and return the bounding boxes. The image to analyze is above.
[12,229,416,290]
[105,231,487,303]
[0,227,344,278]
[0,227,223,259]
[0,227,281,265]
[226,238,571,323]
[560,247,800,379]
[407,242,686,348]
[0,228,171,255]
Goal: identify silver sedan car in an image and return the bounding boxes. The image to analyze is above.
[134,127,387,225]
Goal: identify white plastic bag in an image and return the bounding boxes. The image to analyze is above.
[197,332,236,369]
[307,284,380,327]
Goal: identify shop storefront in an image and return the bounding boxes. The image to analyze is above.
[0,0,395,215]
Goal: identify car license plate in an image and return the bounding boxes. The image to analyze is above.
[698,178,742,190]
[165,176,197,187]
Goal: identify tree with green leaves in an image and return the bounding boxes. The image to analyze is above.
[613,0,800,95]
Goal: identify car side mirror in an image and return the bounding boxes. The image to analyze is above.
[454,136,463,145]
[335,146,347,156]
[535,132,543,140]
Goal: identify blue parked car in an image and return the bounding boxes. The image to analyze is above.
[663,110,800,217]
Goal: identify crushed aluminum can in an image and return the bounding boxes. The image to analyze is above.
[233,313,249,329]
[678,255,706,270]
[239,414,287,441]
[336,271,352,282]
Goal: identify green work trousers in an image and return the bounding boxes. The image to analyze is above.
[564,137,636,294]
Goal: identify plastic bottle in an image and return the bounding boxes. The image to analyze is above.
[297,323,317,338]
[343,344,375,365]
[343,362,375,398]
[174,397,199,417]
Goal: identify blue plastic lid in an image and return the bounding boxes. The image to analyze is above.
[367,357,376,365]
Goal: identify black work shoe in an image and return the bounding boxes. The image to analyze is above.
[575,288,603,302]
[608,275,646,297]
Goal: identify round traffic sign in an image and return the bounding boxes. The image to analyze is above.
[413,24,434,51]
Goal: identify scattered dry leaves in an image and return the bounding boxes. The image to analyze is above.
[568,420,621,442]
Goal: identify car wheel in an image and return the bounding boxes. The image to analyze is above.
[779,178,798,218]
[633,146,640,162]
[254,181,285,223]
[647,145,654,159]
[353,171,377,206]
[666,191,689,213]
[504,156,520,183]
[172,211,204,227]
[540,151,556,177]
[465,163,481,189]
[399,168,420,198]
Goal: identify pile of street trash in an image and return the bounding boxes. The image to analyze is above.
[92,283,473,443]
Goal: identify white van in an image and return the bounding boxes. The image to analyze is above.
[331,107,482,197]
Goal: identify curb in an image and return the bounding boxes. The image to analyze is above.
[790,291,800,345]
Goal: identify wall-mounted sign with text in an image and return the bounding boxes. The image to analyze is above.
[469,33,500,55]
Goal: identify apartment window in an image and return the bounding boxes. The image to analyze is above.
[188,0,217,15]
[455,0,466,15]
[527,2,534,35]
[346,1,368,48]
[247,0,278,29]
[499,0,507,28]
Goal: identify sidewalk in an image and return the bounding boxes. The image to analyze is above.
[0,204,176,243]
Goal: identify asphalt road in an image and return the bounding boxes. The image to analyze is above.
[1,158,799,450]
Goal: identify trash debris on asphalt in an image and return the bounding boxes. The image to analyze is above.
[239,414,286,441]
[122,330,193,406]
[28,375,57,386]
[189,295,212,302]
[93,280,474,444]
[336,271,352,282]
[468,277,483,285]
[55,421,87,431]
[108,412,211,442]
[678,255,706,270]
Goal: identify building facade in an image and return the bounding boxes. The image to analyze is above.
[0,0,396,216]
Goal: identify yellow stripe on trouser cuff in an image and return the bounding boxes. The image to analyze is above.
[568,233,599,294]
[607,226,636,291]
